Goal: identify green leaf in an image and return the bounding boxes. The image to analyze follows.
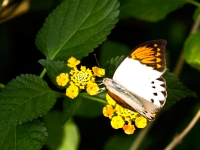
[0,120,47,150]
[119,0,187,22]
[103,55,125,78]
[0,74,57,129]
[39,59,71,88]
[184,30,200,70]
[36,0,119,60]
[44,111,80,150]
[99,40,130,65]
[61,97,82,124]
[44,110,64,150]
[163,70,198,109]
[58,119,80,150]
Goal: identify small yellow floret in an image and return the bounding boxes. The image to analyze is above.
[103,105,115,118]
[106,93,116,106]
[66,84,79,99]
[67,57,80,68]
[111,116,125,129]
[56,73,69,86]
[80,66,86,71]
[135,117,147,128]
[123,124,135,134]
[86,82,99,95]
[92,66,105,77]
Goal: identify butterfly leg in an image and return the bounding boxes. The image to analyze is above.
[98,87,105,93]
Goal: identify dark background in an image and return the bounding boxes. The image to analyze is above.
[0,0,199,150]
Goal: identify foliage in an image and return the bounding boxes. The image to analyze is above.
[35,0,119,60]
[184,30,200,70]
[0,74,57,129]
[0,0,200,149]
[119,0,188,22]
[0,120,47,150]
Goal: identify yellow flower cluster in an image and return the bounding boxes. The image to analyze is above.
[56,57,105,99]
[103,94,147,134]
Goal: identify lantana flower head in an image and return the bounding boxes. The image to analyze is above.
[103,94,148,134]
[56,57,105,99]
[70,65,93,89]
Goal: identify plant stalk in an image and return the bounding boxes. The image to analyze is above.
[173,14,200,76]
[164,110,200,150]
[79,93,107,104]
[39,68,47,78]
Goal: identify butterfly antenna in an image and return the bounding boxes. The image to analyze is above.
[94,54,100,67]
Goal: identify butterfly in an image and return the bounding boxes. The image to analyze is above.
[103,40,167,121]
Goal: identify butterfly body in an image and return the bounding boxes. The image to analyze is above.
[103,40,167,121]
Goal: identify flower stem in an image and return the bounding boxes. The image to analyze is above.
[164,110,200,150]
[0,83,5,88]
[187,0,200,7]
[173,14,200,76]
[129,121,154,150]
[39,68,47,78]
[55,92,66,98]
[79,93,107,104]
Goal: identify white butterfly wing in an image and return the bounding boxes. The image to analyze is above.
[113,40,167,114]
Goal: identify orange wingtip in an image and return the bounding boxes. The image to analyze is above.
[129,40,166,72]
